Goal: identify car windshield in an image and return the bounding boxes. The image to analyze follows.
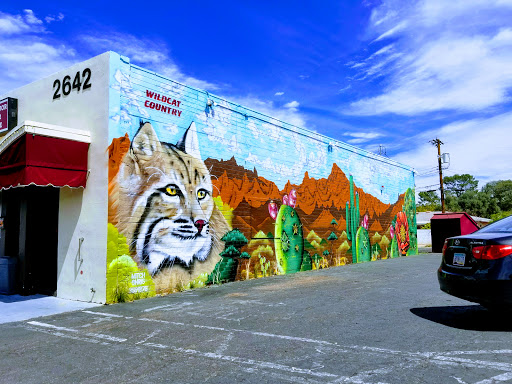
[477,215,512,233]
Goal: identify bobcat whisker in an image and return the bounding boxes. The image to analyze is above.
[145,166,166,183]
[145,166,166,177]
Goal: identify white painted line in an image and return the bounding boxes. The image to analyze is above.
[474,372,512,384]
[136,330,162,345]
[137,317,337,346]
[68,314,512,376]
[444,350,512,356]
[256,369,330,384]
[143,343,339,379]
[82,310,124,317]
[27,321,78,333]
[215,332,234,355]
[144,342,168,349]
[142,302,195,313]
[433,355,512,371]
[85,333,127,342]
[26,326,106,345]
[27,321,126,344]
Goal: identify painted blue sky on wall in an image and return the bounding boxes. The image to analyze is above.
[2,1,512,194]
[108,55,413,204]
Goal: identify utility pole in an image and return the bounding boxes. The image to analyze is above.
[430,138,445,213]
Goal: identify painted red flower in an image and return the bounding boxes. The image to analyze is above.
[395,211,410,256]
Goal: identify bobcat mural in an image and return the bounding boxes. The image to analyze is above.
[111,121,230,293]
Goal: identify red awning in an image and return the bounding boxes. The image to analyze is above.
[0,133,89,189]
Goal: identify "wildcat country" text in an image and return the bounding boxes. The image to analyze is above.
[145,90,182,116]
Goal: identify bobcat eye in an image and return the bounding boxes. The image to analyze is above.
[164,185,178,196]
[197,189,208,200]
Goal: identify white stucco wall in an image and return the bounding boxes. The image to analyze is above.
[1,52,111,303]
[417,229,432,247]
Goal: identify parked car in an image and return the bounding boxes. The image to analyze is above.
[438,215,512,310]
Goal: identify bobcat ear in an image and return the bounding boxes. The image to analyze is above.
[176,121,201,159]
[130,122,162,160]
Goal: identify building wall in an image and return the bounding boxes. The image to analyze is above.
[1,52,111,302]
[106,52,417,302]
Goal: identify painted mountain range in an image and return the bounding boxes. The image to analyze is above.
[204,156,405,244]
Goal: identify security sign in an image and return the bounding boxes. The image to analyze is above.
[0,98,18,134]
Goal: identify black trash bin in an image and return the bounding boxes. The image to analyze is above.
[0,257,17,295]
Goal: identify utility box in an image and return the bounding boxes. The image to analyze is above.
[0,256,17,295]
[431,212,479,252]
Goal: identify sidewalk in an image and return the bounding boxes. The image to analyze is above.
[0,294,101,324]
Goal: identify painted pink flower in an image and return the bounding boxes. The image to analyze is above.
[361,214,369,230]
[268,201,278,220]
[282,194,289,206]
[288,189,297,208]
[389,225,395,239]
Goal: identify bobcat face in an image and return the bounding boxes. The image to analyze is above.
[118,121,215,275]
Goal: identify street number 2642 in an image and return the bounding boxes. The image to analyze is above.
[52,68,92,100]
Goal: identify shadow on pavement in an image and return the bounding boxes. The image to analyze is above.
[0,294,49,303]
[410,305,512,332]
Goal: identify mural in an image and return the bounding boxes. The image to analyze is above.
[106,56,417,303]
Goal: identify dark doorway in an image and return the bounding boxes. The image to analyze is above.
[2,186,59,295]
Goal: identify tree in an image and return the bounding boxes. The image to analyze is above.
[456,190,499,218]
[443,174,478,197]
[327,231,338,258]
[482,180,512,211]
[327,232,338,241]
[417,191,441,211]
[209,229,249,284]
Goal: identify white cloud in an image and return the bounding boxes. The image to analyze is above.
[23,9,43,25]
[45,13,64,24]
[347,0,512,116]
[343,132,382,144]
[393,111,512,188]
[79,33,218,90]
[0,9,217,95]
[0,9,45,35]
[274,91,284,96]
[231,95,308,129]
[284,100,300,110]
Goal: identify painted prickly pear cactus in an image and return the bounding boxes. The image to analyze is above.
[346,175,360,261]
[355,226,371,263]
[273,189,304,274]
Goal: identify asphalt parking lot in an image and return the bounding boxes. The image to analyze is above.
[1,252,512,384]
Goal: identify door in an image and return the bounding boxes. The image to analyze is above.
[25,186,59,295]
[2,186,59,295]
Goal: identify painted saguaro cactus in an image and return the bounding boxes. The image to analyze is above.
[403,188,417,255]
[272,189,304,274]
[346,175,360,262]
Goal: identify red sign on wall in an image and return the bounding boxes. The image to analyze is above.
[0,98,18,134]
[0,99,7,133]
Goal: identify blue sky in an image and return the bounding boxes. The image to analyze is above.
[2,1,512,194]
